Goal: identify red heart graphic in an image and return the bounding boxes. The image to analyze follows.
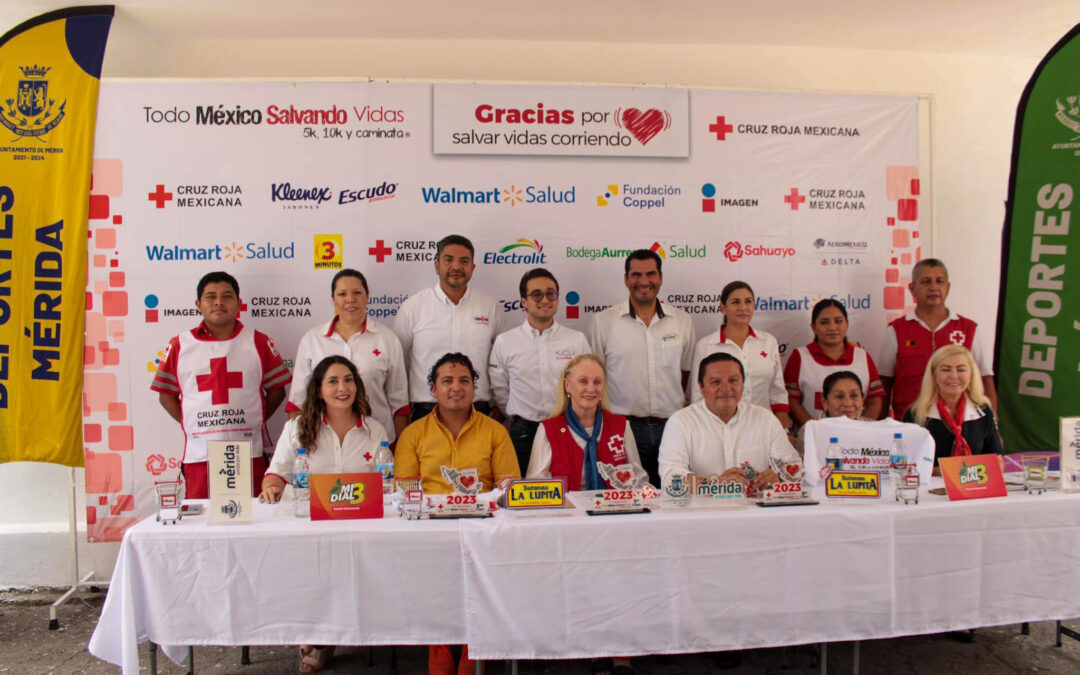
[616,470,632,484]
[621,108,665,146]
[785,464,801,477]
[459,475,476,489]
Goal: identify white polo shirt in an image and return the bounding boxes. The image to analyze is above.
[877,309,993,376]
[658,400,800,482]
[489,321,592,422]
[286,317,409,442]
[392,284,504,403]
[589,300,695,418]
[265,415,388,484]
[689,326,788,412]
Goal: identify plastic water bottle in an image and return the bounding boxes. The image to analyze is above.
[825,437,842,471]
[293,447,311,518]
[375,441,394,494]
[890,433,908,472]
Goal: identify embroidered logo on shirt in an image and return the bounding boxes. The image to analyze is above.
[474,315,490,325]
[372,348,382,356]
[607,434,627,461]
[948,330,967,345]
[661,332,679,342]
[760,351,768,358]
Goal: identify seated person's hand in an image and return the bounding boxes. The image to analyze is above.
[259,477,285,503]
[716,467,749,486]
[753,468,780,490]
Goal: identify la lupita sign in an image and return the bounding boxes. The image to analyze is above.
[207,440,252,523]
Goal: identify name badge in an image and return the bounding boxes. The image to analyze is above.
[825,471,881,499]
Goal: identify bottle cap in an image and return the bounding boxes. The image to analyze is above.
[380,440,389,447]
[297,447,307,454]
[829,437,839,443]
[894,433,902,439]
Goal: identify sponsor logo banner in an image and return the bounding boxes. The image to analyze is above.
[433,84,689,157]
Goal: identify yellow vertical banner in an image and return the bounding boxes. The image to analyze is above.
[0,7,114,466]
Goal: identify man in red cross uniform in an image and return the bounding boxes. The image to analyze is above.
[150,272,292,498]
[878,258,997,419]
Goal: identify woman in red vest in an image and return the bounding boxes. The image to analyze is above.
[526,354,648,492]
[527,353,645,675]
[903,345,1002,466]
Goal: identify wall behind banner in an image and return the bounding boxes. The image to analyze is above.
[0,37,1038,585]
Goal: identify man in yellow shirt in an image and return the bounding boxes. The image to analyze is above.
[394,351,520,675]
[395,352,521,494]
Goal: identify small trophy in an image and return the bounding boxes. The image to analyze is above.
[894,463,920,505]
[662,471,692,508]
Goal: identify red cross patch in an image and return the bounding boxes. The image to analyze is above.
[373,348,381,357]
[948,330,966,345]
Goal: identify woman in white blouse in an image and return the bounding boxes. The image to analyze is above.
[690,281,792,431]
[288,269,409,442]
[260,355,387,673]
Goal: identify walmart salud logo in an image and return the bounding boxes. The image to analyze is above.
[483,239,548,264]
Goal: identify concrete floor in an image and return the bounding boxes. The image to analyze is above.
[4,589,1080,674]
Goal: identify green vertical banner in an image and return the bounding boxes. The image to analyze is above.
[996,23,1080,452]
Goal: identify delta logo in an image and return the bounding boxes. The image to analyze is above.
[483,239,549,265]
[420,184,576,206]
[722,241,795,263]
[148,183,243,209]
[650,241,706,260]
[144,240,295,263]
[700,183,759,211]
[597,183,680,210]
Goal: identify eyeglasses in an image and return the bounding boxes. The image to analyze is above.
[526,291,559,302]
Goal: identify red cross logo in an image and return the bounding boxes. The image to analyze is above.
[148,184,173,209]
[949,330,966,345]
[195,356,244,405]
[709,116,733,141]
[372,348,381,357]
[760,351,768,359]
[368,239,392,263]
[784,187,806,211]
[364,452,372,461]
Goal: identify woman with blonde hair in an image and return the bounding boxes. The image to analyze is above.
[903,344,1002,462]
[526,353,647,491]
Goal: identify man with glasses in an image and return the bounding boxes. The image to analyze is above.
[489,268,591,472]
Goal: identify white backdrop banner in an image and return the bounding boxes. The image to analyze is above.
[81,81,920,541]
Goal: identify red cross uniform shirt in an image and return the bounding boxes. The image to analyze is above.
[783,340,885,417]
[151,321,291,463]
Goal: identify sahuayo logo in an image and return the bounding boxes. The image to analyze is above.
[701,183,759,211]
[597,183,680,210]
[723,241,795,262]
[420,184,575,205]
[649,241,706,260]
[483,239,548,265]
[270,181,397,209]
[148,183,243,209]
[144,240,295,262]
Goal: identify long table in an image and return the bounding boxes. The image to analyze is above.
[90,483,1080,673]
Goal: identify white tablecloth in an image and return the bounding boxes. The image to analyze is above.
[90,486,1080,672]
[460,486,1080,659]
[89,501,466,673]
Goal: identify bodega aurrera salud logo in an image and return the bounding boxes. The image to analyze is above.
[2,65,65,141]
